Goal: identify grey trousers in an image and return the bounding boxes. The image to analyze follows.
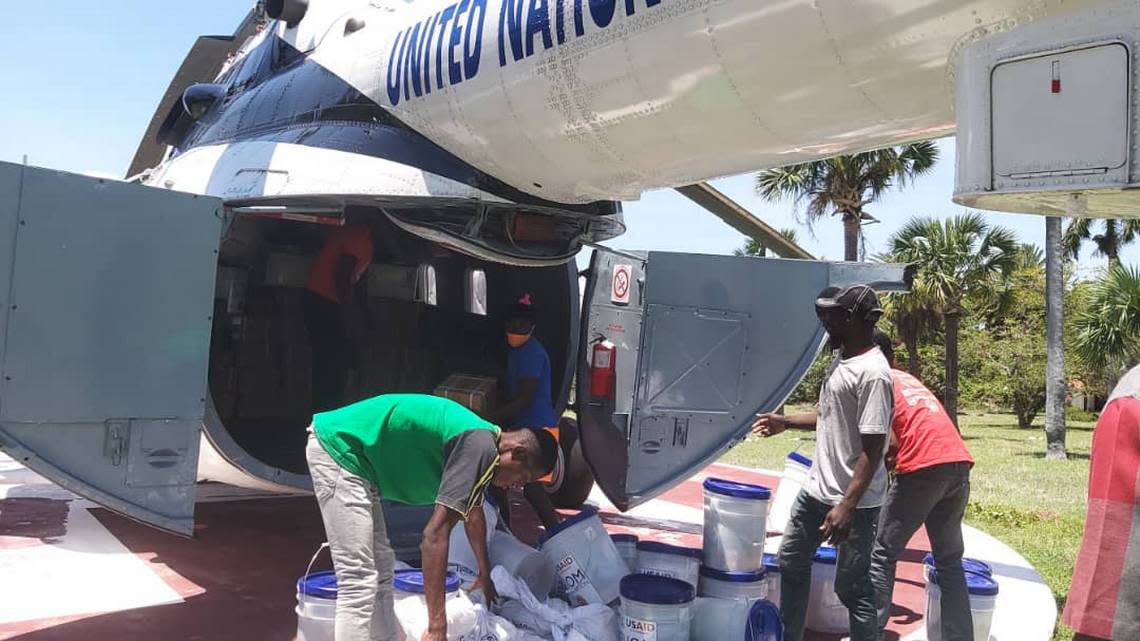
[306,432,398,641]
[869,462,973,641]
[779,491,881,641]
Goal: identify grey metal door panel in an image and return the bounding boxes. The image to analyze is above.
[0,165,22,368]
[0,420,201,534]
[1,167,221,421]
[577,249,647,504]
[639,306,749,412]
[579,249,910,510]
[0,162,222,535]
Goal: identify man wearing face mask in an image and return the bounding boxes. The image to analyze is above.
[486,294,562,529]
[751,284,892,641]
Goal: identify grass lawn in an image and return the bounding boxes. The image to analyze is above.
[719,408,1094,641]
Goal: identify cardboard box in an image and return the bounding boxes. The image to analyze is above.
[434,373,498,414]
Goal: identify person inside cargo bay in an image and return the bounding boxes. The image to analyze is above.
[305,392,559,641]
[752,284,892,641]
[303,213,374,412]
[485,294,565,530]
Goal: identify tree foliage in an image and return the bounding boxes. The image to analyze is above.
[733,228,799,258]
[1063,218,1140,264]
[1072,263,1140,378]
[882,213,1019,422]
[755,142,938,261]
[960,263,1047,428]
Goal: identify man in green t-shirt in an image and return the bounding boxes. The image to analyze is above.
[305,393,558,641]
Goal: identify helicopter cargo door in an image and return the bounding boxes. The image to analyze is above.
[578,248,910,511]
[0,162,223,535]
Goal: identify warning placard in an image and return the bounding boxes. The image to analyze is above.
[611,264,632,304]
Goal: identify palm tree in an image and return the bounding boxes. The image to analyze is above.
[733,228,799,257]
[880,290,939,378]
[1063,218,1140,264]
[1073,262,1140,377]
[974,243,1046,326]
[885,213,1019,424]
[756,142,939,262]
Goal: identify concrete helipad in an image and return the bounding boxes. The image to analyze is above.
[0,453,1054,640]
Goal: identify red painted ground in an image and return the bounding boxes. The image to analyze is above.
[0,464,932,641]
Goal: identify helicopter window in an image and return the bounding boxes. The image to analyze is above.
[229,37,274,90]
[415,264,438,306]
[465,268,488,316]
[217,57,244,86]
[274,37,305,69]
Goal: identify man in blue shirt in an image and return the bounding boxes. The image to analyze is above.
[488,294,562,528]
[501,294,557,429]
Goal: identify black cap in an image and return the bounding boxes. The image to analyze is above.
[509,293,537,323]
[815,284,883,320]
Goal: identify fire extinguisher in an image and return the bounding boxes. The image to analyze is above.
[590,339,617,399]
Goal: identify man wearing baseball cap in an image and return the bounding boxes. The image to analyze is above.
[752,284,893,641]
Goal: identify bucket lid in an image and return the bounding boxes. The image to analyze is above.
[787,451,812,467]
[297,570,338,599]
[393,569,461,594]
[620,573,695,604]
[700,566,766,583]
[762,553,780,572]
[922,553,994,576]
[745,600,783,641]
[928,568,1000,596]
[540,507,599,544]
[611,533,639,544]
[812,546,838,565]
[636,540,703,559]
[703,477,771,500]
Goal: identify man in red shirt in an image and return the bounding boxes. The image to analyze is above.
[869,331,975,641]
[303,218,373,411]
[1063,363,1140,641]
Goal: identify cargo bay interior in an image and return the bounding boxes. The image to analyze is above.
[206,207,577,476]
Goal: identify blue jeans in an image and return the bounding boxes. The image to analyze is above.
[779,491,881,641]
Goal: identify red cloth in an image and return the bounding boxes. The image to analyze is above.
[305,224,373,303]
[888,369,974,474]
[1063,395,1140,639]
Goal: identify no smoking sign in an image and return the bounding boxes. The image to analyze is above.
[611,264,632,304]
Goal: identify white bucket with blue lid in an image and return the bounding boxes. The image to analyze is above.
[922,552,993,582]
[806,546,848,634]
[635,540,703,588]
[702,477,771,572]
[392,569,478,641]
[693,597,784,641]
[761,553,781,610]
[296,543,337,641]
[612,533,639,573]
[540,507,626,605]
[393,569,462,595]
[620,573,695,641]
[296,570,338,641]
[698,566,768,602]
[926,568,999,641]
[768,452,812,536]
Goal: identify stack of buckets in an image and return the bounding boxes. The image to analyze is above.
[923,554,999,641]
[697,477,782,641]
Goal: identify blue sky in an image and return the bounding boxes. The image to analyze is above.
[1,1,1136,276]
